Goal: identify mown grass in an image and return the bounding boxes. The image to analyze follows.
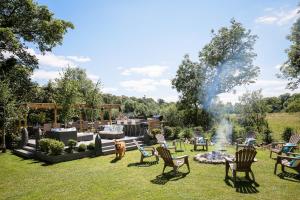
[267,112,300,141]
[0,145,299,200]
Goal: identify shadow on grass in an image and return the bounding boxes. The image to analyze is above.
[127,161,158,167]
[277,172,300,182]
[224,177,260,194]
[150,171,189,185]
[110,157,121,163]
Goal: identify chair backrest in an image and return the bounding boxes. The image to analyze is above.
[235,148,257,170]
[289,133,300,144]
[155,134,166,143]
[156,146,173,166]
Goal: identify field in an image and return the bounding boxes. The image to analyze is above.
[267,112,300,140]
[0,145,299,200]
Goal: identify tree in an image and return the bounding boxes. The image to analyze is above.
[172,20,259,126]
[0,0,74,70]
[279,8,300,89]
[199,19,259,108]
[238,90,269,134]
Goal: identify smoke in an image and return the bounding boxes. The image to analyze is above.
[215,118,232,150]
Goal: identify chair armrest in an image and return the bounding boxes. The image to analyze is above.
[277,155,299,161]
[272,142,285,145]
[288,152,300,156]
[224,157,234,163]
[143,147,155,151]
[173,155,188,160]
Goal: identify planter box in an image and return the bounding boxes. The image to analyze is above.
[36,150,97,164]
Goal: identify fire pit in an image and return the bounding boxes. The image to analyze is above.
[194,151,234,164]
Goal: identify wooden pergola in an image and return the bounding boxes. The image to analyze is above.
[19,103,121,130]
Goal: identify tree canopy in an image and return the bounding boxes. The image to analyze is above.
[279,10,300,89]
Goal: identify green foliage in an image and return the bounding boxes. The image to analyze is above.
[28,112,46,125]
[280,14,300,89]
[262,127,273,144]
[87,142,95,150]
[67,139,77,151]
[282,127,294,142]
[238,90,268,134]
[0,0,74,70]
[39,138,52,153]
[49,140,65,155]
[78,144,87,152]
[163,126,173,139]
[172,127,182,139]
[172,19,259,128]
[285,99,300,112]
[159,103,183,127]
[151,128,162,136]
[180,128,194,139]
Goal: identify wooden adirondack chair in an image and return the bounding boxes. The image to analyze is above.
[274,153,300,175]
[156,146,190,174]
[133,140,159,163]
[155,134,176,151]
[225,148,257,187]
[194,136,208,151]
[270,133,300,158]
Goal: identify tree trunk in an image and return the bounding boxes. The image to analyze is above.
[2,128,6,153]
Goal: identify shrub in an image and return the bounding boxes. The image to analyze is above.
[78,144,87,152]
[163,126,173,139]
[282,127,294,142]
[39,138,52,153]
[172,127,181,139]
[180,128,194,139]
[262,128,273,144]
[49,140,65,155]
[151,128,162,136]
[87,142,95,150]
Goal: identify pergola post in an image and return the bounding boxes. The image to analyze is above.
[109,109,112,124]
[54,105,57,127]
[80,111,83,132]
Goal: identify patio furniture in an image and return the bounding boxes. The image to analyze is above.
[77,132,94,142]
[133,140,159,163]
[236,137,256,151]
[270,133,300,158]
[155,134,176,151]
[194,136,208,151]
[156,146,190,174]
[46,128,77,145]
[274,153,300,175]
[98,125,124,139]
[174,139,186,152]
[225,148,257,187]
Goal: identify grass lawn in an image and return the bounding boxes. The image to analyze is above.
[0,145,299,200]
[267,112,300,141]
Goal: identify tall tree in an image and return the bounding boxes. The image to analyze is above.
[0,0,74,70]
[172,20,259,126]
[199,19,259,108]
[279,5,300,89]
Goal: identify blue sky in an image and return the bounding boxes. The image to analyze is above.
[32,0,300,103]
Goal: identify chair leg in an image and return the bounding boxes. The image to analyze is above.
[270,151,272,158]
[233,170,237,188]
[140,154,144,163]
[274,163,278,174]
[225,161,229,179]
[250,170,255,183]
[155,155,159,163]
[281,165,285,173]
[162,165,167,174]
[185,158,190,172]
[194,144,196,151]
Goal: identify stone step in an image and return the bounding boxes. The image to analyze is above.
[13,149,34,158]
[23,145,36,153]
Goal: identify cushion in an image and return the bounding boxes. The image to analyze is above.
[282,143,297,153]
[289,156,300,167]
[245,138,256,146]
[138,147,149,157]
[198,137,204,143]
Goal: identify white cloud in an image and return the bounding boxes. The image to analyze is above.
[275,64,282,69]
[32,69,60,80]
[67,56,91,63]
[87,74,100,83]
[121,65,168,77]
[218,79,300,104]
[26,48,91,68]
[102,87,118,93]
[120,78,171,92]
[255,7,299,26]
[161,95,178,102]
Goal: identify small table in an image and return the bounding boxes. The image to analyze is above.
[175,139,186,152]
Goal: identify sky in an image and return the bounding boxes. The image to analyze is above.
[32,0,300,103]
